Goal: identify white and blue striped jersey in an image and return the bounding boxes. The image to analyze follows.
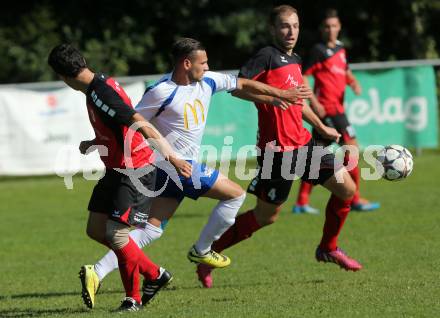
[136,71,237,160]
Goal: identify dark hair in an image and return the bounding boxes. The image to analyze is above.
[323,8,339,20]
[269,5,298,26]
[48,44,87,77]
[171,38,205,64]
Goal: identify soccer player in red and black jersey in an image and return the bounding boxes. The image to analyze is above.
[196,5,363,288]
[293,9,380,214]
[48,44,191,311]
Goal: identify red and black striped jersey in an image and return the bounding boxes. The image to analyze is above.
[238,45,311,151]
[85,73,154,169]
[303,41,350,116]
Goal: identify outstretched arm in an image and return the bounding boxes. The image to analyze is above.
[231,90,293,110]
[232,78,312,109]
[236,78,312,104]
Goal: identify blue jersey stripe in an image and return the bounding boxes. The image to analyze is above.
[203,77,216,94]
[143,77,169,95]
[154,87,178,117]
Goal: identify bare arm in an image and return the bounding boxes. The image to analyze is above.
[130,112,174,159]
[231,90,292,110]
[346,69,361,95]
[302,102,340,143]
[235,78,312,105]
[232,78,312,110]
[129,112,192,177]
[303,76,326,118]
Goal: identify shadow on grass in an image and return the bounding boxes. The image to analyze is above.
[167,281,273,291]
[0,289,129,301]
[1,287,180,301]
[161,278,327,292]
[0,308,88,317]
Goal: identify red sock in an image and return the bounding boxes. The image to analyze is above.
[113,238,142,302]
[296,181,313,206]
[350,166,360,203]
[212,210,261,253]
[138,251,160,281]
[344,153,360,204]
[319,194,351,251]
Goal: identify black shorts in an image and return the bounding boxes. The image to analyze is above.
[313,113,356,146]
[88,168,156,226]
[247,138,343,205]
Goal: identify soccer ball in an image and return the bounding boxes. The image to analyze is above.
[376,145,413,181]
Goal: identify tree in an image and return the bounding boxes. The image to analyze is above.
[0,0,439,84]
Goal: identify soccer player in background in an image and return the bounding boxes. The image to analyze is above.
[293,9,380,214]
[83,38,310,298]
[48,44,191,311]
[196,5,364,288]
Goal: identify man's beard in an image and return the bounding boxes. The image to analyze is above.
[188,72,202,83]
[275,38,295,52]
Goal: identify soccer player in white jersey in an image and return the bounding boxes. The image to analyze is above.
[81,37,311,300]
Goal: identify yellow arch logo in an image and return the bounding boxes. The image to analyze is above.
[183,99,205,129]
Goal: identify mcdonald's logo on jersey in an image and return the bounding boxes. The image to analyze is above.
[183,99,205,130]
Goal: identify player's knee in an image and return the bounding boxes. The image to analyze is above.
[254,205,281,226]
[262,212,280,226]
[266,207,281,225]
[225,187,246,201]
[86,223,105,243]
[340,182,356,200]
[258,216,276,226]
[105,220,130,250]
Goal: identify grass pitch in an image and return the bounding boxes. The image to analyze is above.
[1,153,439,317]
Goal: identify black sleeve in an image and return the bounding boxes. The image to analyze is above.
[93,85,136,126]
[303,45,324,75]
[238,48,270,80]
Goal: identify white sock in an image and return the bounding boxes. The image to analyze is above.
[130,222,163,247]
[194,193,245,255]
[94,222,163,281]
